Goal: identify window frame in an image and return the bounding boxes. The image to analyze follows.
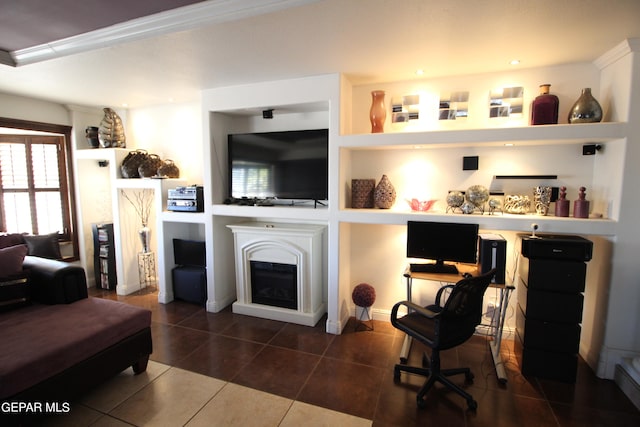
[0,117,78,260]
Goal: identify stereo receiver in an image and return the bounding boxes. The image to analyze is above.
[167,186,204,212]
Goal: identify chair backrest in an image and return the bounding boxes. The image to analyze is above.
[437,269,496,349]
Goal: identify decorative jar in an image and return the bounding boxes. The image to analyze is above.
[531,84,559,125]
[373,174,396,209]
[555,186,570,217]
[351,179,376,208]
[568,88,602,124]
[533,186,552,215]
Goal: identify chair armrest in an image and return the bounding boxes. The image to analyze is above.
[391,300,440,323]
[391,300,440,347]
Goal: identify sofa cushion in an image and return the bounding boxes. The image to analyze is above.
[0,244,28,278]
[23,233,62,260]
[0,297,152,399]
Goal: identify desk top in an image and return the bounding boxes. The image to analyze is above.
[404,263,510,287]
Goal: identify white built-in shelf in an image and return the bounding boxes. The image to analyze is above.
[74,147,129,158]
[161,211,207,223]
[339,122,627,150]
[338,208,616,236]
[212,203,329,221]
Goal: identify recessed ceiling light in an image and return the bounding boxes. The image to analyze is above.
[416,69,425,76]
[504,143,515,147]
[510,59,520,65]
[121,103,128,108]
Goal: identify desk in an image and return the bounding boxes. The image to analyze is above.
[401,264,514,384]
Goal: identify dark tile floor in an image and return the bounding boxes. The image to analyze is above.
[91,288,640,426]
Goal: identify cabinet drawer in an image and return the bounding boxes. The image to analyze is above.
[519,257,586,292]
[517,279,583,323]
[515,333,578,383]
[516,305,580,352]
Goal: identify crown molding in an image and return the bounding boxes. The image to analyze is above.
[9,0,318,67]
[594,38,639,70]
[0,49,16,66]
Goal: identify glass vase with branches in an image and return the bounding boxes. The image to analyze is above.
[121,189,154,253]
[120,189,153,227]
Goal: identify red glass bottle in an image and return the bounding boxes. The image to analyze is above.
[531,84,559,125]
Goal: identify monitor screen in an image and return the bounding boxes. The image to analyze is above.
[228,129,328,201]
[406,221,479,273]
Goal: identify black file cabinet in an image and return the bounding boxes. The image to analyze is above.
[515,234,593,383]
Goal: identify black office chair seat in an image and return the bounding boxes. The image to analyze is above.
[391,269,496,410]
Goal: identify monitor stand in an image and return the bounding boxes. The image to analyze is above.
[410,260,459,274]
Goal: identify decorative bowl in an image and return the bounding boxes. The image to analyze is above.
[406,198,437,211]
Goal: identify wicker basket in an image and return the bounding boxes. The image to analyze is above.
[351,179,376,208]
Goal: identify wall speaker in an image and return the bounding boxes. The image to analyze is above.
[463,156,479,170]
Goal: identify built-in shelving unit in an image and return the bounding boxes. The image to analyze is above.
[71,39,640,384]
[338,122,626,149]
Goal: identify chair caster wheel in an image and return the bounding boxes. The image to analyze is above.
[417,397,426,409]
[465,371,475,382]
[467,399,477,411]
[393,367,401,381]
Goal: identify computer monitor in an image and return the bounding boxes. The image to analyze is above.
[406,221,479,274]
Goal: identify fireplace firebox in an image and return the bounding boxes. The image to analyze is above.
[250,261,297,310]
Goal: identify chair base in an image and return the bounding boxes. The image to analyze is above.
[393,359,477,410]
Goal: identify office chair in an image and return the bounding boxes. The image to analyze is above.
[390,269,496,410]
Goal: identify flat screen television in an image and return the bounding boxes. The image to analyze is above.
[406,220,479,274]
[227,129,328,203]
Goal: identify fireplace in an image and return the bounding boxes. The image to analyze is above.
[250,261,297,310]
[227,222,326,326]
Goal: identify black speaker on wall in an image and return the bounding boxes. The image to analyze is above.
[478,233,507,284]
[463,156,479,170]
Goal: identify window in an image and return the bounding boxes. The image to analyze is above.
[0,117,78,259]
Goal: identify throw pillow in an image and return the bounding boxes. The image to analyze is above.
[0,233,26,249]
[23,233,62,260]
[0,244,28,278]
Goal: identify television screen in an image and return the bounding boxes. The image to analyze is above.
[228,129,328,201]
[406,221,479,274]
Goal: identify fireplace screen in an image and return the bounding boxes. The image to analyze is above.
[250,261,297,310]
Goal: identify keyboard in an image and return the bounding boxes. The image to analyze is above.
[409,263,459,274]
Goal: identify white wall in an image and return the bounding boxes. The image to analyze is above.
[0,92,72,125]
[127,101,204,184]
[597,42,640,378]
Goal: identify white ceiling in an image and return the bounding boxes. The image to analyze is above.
[1,0,640,109]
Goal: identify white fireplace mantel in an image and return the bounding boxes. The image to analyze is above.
[227,221,326,326]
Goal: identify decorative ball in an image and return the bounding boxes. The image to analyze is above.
[352,283,376,307]
[460,201,476,214]
[488,198,502,209]
[446,191,464,208]
[466,185,489,208]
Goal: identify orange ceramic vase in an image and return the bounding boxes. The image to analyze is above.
[369,90,386,133]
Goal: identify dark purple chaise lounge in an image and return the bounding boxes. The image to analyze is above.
[0,233,152,415]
